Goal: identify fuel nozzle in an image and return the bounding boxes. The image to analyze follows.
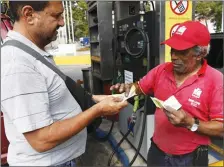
[128,96,140,131]
[128,113,137,131]
[133,96,140,112]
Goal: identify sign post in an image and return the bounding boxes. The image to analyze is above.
[164,0,193,62]
[222,1,224,32]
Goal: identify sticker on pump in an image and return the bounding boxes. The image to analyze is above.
[124,70,133,84]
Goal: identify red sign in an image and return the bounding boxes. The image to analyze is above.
[170,1,189,15]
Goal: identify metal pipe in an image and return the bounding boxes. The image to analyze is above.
[139,1,145,29]
[62,1,67,43]
[65,1,71,43]
[222,1,224,32]
[69,1,75,43]
[139,1,145,15]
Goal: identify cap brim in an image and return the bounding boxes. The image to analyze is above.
[161,36,195,50]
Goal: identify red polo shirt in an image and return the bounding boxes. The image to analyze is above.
[139,60,223,155]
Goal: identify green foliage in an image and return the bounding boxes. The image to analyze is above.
[71,1,223,37]
[144,2,151,12]
[72,1,89,39]
[195,1,223,32]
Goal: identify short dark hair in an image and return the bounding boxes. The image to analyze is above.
[9,1,49,21]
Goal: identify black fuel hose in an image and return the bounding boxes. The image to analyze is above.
[107,98,148,166]
[129,97,148,165]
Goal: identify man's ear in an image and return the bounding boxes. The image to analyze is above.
[196,48,207,61]
[200,48,208,59]
[21,5,35,24]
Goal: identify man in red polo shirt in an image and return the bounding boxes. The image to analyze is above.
[110,21,223,166]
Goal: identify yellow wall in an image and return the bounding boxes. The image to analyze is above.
[54,55,91,65]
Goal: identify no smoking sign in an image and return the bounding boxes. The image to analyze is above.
[170,23,180,37]
[170,1,189,15]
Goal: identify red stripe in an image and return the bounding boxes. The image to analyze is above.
[173,1,183,11]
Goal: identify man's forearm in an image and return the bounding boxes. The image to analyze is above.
[196,120,223,138]
[26,104,102,152]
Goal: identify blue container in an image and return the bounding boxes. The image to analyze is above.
[82,37,89,46]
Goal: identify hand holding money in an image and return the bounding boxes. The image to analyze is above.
[112,85,137,102]
[150,95,182,111]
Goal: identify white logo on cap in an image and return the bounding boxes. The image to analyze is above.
[175,26,187,35]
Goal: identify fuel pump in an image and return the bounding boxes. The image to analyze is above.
[113,9,159,162]
[87,1,159,164]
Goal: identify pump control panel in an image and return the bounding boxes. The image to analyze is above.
[116,11,159,83]
[115,11,159,112]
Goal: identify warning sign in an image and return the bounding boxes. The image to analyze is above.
[164,0,193,62]
[170,1,189,15]
[170,23,180,37]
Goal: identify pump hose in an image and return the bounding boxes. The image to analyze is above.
[108,129,131,166]
[93,120,114,142]
[129,96,148,166]
[107,97,147,166]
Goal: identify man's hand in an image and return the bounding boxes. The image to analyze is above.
[163,107,194,128]
[164,108,224,137]
[97,96,128,116]
[92,95,113,103]
[110,83,132,97]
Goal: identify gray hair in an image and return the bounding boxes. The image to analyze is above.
[193,44,210,57]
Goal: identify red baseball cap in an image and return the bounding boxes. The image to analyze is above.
[161,21,210,50]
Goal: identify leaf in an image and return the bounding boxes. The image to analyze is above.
[195,1,223,32]
[72,1,89,38]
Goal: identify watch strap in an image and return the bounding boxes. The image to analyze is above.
[194,117,200,125]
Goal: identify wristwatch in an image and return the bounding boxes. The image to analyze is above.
[189,117,199,132]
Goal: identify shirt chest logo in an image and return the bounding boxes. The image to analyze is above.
[192,88,202,98]
[188,88,202,107]
[188,98,201,107]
